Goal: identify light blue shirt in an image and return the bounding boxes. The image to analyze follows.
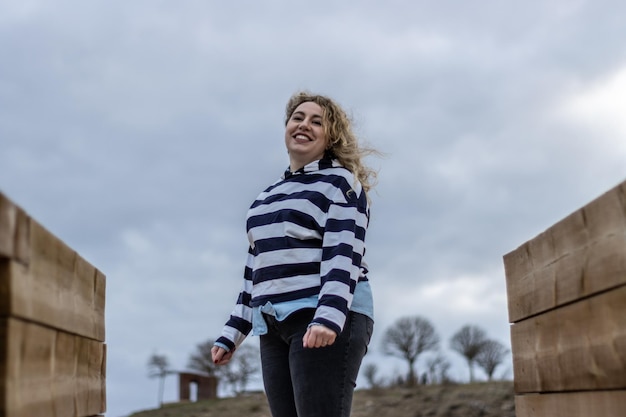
[214,281,374,352]
[252,280,374,336]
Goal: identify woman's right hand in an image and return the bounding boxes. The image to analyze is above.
[211,345,235,365]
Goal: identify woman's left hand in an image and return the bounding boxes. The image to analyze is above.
[302,324,337,348]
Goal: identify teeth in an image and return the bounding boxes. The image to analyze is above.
[295,135,311,141]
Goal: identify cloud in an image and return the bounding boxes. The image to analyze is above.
[558,64,626,146]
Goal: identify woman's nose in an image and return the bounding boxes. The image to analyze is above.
[298,119,310,130]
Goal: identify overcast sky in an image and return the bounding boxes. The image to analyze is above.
[2,1,626,416]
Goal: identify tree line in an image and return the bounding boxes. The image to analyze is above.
[371,316,509,387]
[147,315,509,404]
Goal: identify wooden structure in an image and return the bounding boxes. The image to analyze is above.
[503,180,626,416]
[178,372,218,402]
[0,192,106,417]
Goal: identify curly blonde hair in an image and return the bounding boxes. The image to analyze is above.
[284,91,379,195]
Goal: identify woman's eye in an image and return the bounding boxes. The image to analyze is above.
[313,120,322,126]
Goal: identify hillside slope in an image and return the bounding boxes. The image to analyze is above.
[129,381,515,417]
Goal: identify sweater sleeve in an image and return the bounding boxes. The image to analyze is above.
[313,184,369,335]
[215,247,255,350]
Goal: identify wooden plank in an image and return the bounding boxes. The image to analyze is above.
[515,390,626,417]
[0,315,11,416]
[0,317,106,417]
[52,330,78,417]
[1,192,107,416]
[511,285,626,393]
[504,180,626,323]
[17,317,55,417]
[2,230,105,341]
[1,192,105,340]
[87,338,106,414]
[0,193,17,259]
[0,193,30,264]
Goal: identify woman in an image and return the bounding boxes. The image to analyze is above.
[212,91,377,417]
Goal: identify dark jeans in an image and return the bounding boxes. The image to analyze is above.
[260,309,374,417]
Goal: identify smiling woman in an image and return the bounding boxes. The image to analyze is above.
[284,101,329,171]
[283,92,379,197]
[211,91,380,417]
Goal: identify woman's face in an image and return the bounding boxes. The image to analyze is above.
[284,101,329,171]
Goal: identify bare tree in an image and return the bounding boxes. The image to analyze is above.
[147,353,170,407]
[362,363,384,389]
[220,344,261,395]
[449,325,488,382]
[425,353,451,385]
[381,316,440,386]
[187,339,220,376]
[476,340,509,380]
[188,340,260,396]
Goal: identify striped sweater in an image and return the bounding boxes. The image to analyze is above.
[216,158,370,350]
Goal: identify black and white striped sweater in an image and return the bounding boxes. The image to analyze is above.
[216,158,370,350]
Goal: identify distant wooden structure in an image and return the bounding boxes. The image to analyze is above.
[504,180,626,416]
[178,372,218,402]
[0,192,106,417]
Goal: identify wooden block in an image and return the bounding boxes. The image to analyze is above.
[1,192,107,416]
[0,317,14,416]
[1,229,105,341]
[515,390,626,417]
[87,338,106,414]
[0,193,13,258]
[511,285,626,393]
[75,336,107,416]
[1,193,105,341]
[75,337,90,416]
[504,180,626,322]
[0,317,106,417]
[0,193,29,264]
[52,331,78,417]
[17,318,55,417]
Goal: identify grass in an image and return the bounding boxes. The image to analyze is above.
[129,381,515,417]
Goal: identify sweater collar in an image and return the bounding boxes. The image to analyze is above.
[282,157,341,179]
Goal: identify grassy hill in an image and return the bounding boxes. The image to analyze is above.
[129,380,516,417]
